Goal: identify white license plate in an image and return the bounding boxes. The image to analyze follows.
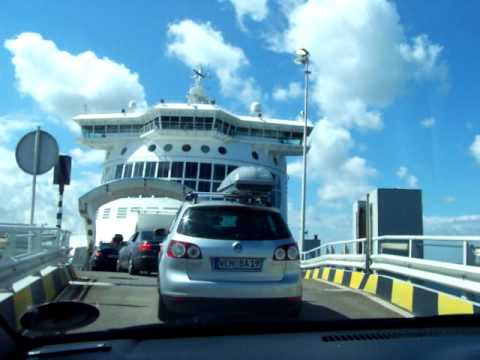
[213,257,263,272]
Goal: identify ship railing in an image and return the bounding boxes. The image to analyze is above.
[0,224,71,287]
[301,235,480,297]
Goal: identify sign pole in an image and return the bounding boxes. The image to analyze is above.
[30,126,41,225]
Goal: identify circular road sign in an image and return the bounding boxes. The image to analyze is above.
[15,129,59,175]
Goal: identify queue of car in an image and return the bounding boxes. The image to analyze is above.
[89,166,302,322]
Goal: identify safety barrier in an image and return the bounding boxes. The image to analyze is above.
[301,235,480,298]
[0,224,71,288]
[0,264,76,330]
[304,267,480,316]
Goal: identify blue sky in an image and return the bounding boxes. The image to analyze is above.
[1,0,480,243]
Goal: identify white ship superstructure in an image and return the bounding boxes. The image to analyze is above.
[74,76,313,251]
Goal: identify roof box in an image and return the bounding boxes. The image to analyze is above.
[217,166,274,196]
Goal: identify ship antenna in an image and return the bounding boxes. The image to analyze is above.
[187,65,210,104]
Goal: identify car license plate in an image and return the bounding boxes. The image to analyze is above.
[213,257,263,272]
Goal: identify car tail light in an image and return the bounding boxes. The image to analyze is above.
[273,247,286,261]
[167,240,202,259]
[138,241,153,252]
[287,244,299,260]
[273,244,299,261]
[95,251,102,257]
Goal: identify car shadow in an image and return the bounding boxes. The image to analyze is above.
[299,302,349,321]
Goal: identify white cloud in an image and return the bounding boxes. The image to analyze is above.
[4,32,146,123]
[0,115,38,144]
[399,34,445,80]
[269,0,444,205]
[396,165,419,188]
[70,148,105,166]
[424,214,480,235]
[470,135,480,164]
[225,0,269,30]
[167,20,261,107]
[443,196,456,204]
[420,117,436,128]
[272,81,302,101]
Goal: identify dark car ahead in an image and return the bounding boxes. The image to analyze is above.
[117,229,166,275]
[89,242,124,271]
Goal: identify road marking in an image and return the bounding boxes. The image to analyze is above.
[69,281,113,287]
[313,278,413,318]
[321,288,351,292]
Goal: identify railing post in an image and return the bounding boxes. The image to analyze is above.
[463,240,468,266]
[365,193,371,274]
[408,238,413,258]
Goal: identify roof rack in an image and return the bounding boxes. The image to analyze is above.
[185,191,272,207]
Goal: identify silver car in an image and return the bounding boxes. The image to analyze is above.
[157,201,302,322]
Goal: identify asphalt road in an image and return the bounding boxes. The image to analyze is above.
[58,270,403,333]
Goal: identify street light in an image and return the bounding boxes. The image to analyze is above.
[295,48,310,253]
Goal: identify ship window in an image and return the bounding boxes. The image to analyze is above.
[229,125,236,136]
[185,162,198,179]
[205,117,213,130]
[223,122,229,134]
[213,164,225,181]
[251,128,262,137]
[94,125,105,134]
[237,127,249,136]
[198,181,210,192]
[184,180,197,191]
[148,144,157,152]
[157,161,170,178]
[273,157,278,165]
[201,145,210,153]
[199,163,212,179]
[120,124,132,133]
[132,124,143,132]
[212,182,221,192]
[194,117,204,130]
[114,164,123,179]
[171,162,184,178]
[218,146,227,155]
[182,144,191,152]
[292,131,303,139]
[214,119,223,130]
[82,126,93,135]
[106,125,118,133]
[116,207,128,219]
[145,162,156,177]
[170,116,179,129]
[181,117,193,130]
[102,208,111,219]
[124,163,133,178]
[264,129,276,138]
[227,165,238,175]
[120,147,127,155]
[130,207,141,213]
[134,162,144,177]
[163,144,173,152]
[252,151,259,160]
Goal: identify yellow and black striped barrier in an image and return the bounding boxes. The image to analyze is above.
[304,267,480,316]
[0,265,77,330]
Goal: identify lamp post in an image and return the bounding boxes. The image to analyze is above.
[295,48,310,254]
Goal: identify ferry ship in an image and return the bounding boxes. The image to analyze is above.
[74,71,313,252]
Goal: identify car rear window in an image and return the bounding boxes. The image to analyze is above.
[141,230,165,243]
[177,206,292,240]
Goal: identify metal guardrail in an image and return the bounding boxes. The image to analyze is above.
[0,224,71,287]
[301,235,480,296]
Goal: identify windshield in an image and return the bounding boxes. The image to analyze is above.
[177,206,291,240]
[1,0,479,340]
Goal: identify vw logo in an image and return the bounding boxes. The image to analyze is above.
[233,242,242,253]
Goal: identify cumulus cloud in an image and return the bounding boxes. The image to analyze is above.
[4,32,146,123]
[0,115,38,144]
[470,135,480,164]
[420,117,436,128]
[424,214,480,235]
[224,0,269,30]
[396,165,419,188]
[70,148,105,166]
[271,0,444,204]
[272,81,302,101]
[167,20,261,107]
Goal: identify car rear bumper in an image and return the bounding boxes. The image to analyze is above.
[163,295,302,315]
[90,258,117,270]
[160,272,302,299]
[134,255,158,271]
